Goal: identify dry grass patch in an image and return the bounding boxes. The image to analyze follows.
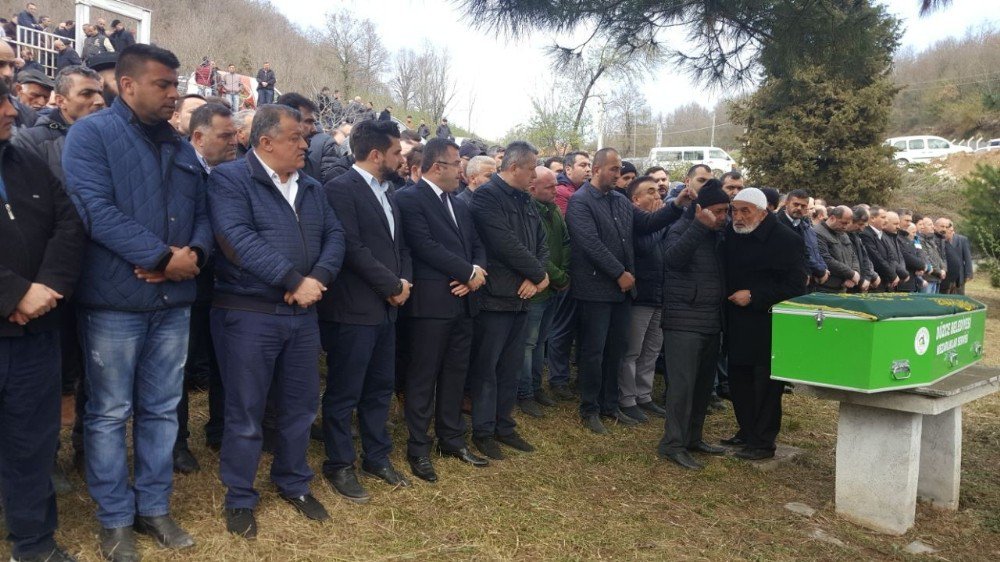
[3,281,998,560]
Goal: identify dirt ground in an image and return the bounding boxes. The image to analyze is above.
[3,281,999,561]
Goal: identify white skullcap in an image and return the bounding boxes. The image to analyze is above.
[732,187,767,210]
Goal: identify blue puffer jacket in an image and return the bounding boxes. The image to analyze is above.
[208,151,345,311]
[63,98,213,311]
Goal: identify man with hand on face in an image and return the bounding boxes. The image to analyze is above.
[63,44,210,561]
[208,104,345,539]
[722,188,805,460]
[469,141,550,460]
[644,166,671,198]
[394,138,490,483]
[566,148,693,435]
[656,180,730,470]
[0,75,85,562]
[320,119,413,503]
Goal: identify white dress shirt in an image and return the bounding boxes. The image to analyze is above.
[423,177,457,226]
[256,153,299,212]
[353,164,395,239]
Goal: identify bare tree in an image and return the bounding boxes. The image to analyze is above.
[391,49,420,112]
[322,11,389,99]
[413,42,457,125]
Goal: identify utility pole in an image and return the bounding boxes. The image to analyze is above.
[710,113,716,147]
[656,121,662,147]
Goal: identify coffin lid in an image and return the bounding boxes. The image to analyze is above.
[773,293,986,321]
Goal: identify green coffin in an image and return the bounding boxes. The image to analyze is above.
[771,293,988,393]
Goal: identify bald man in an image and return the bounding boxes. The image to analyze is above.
[0,41,38,130]
[517,166,570,417]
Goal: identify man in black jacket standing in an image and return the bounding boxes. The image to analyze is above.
[860,206,902,292]
[320,119,413,502]
[565,148,690,435]
[723,188,805,460]
[0,83,85,562]
[255,62,276,105]
[814,206,863,293]
[395,138,490,482]
[469,141,549,459]
[657,180,730,470]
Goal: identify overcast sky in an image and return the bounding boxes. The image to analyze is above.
[270,0,998,140]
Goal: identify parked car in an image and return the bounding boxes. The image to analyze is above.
[975,138,1000,153]
[884,135,973,165]
[647,146,735,175]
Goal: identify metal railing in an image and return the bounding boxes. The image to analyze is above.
[14,26,65,78]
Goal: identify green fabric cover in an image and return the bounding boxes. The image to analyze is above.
[774,292,985,321]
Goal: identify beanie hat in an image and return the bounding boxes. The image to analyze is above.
[761,187,780,209]
[621,160,637,176]
[733,187,768,210]
[697,179,729,208]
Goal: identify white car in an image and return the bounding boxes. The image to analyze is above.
[885,135,972,165]
[975,138,1000,153]
[647,146,735,175]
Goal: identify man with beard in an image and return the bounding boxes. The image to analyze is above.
[320,119,412,502]
[723,188,805,460]
[776,189,828,288]
[87,52,119,106]
[644,166,671,199]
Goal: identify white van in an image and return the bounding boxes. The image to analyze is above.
[884,135,972,165]
[647,146,735,175]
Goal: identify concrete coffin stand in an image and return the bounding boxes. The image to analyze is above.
[798,365,999,535]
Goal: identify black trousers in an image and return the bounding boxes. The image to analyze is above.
[1,332,60,558]
[403,316,473,456]
[469,311,527,438]
[576,299,632,417]
[728,363,784,450]
[59,302,84,394]
[658,331,719,454]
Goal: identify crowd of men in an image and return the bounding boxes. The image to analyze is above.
[0,34,980,562]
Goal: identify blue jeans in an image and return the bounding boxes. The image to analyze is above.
[518,297,557,399]
[227,93,240,110]
[921,281,939,294]
[80,307,189,528]
[257,89,274,105]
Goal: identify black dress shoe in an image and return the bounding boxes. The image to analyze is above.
[720,435,746,447]
[134,515,195,549]
[360,462,411,488]
[99,526,139,562]
[472,435,504,460]
[224,508,257,539]
[438,446,489,467]
[660,450,704,470]
[688,441,726,455]
[495,431,534,452]
[517,398,545,418]
[172,445,200,474]
[583,414,608,434]
[734,447,776,460]
[638,400,667,418]
[601,409,640,426]
[324,467,370,503]
[407,455,438,482]
[12,546,78,562]
[282,493,330,521]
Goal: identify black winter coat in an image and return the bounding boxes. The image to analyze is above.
[723,213,805,366]
[848,232,876,284]
[0,142,85,337]
[470,174,548,313]
[814,222,860,292]
[634,226,667,307]
[565,182,681,303]
[860,227,901,288]
[661,209,725,335]
[305,132,340,185]
[13,112,69,183]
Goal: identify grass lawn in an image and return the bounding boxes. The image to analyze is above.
[5,280,999,561]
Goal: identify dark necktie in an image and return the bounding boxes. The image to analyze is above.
[440,192,457,227]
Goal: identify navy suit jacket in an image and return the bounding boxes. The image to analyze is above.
[395,180,486,319]
[319,168,412,325]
